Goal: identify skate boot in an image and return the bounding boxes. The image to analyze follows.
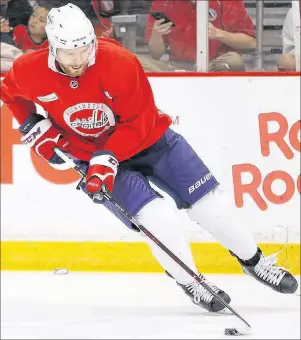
[166,271,231,312]
[233,248,299,295]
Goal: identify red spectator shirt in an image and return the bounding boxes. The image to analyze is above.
[1,38,171,162]
[145,0,255,62]
[14,25,49,51]
[90,0,114,37]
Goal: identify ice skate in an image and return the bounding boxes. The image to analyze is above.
[166,271,231,312]
[236,248,299,294]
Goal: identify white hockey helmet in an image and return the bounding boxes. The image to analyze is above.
[45,3,97,73]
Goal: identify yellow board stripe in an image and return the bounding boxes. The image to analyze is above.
[1,242,300,274]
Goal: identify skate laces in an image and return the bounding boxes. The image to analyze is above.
[185,276,220,304]
[254,253,287,286]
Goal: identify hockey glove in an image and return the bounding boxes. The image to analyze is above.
[19,113,71,164]
[85,151,118,194]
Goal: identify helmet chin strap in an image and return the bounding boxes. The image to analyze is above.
[48,40,97,75]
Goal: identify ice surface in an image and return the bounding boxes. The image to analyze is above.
[1,272,300,339]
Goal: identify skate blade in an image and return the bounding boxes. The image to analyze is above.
[207,308,232,315]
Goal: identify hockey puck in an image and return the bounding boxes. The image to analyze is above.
[53,268,69,275]
[224,323,251,336]
[224,328,242,336]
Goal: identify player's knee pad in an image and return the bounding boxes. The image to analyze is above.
[187,187,234,232]
[136,198,185,238]
[136,198,198,285]
[187,187,257,261]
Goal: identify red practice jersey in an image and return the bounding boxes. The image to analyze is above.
[1,38,171,162]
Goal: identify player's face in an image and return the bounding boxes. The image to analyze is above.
[56,45,91,77]
[28,6,48,37]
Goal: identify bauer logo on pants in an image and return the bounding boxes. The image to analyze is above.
[188,173,214,194]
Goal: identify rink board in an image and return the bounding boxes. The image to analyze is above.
[1,73,300,272]
[1,241,300,273]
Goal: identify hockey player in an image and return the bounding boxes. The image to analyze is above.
[1,3,298,313]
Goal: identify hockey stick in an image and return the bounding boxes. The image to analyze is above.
[54,148,251,335]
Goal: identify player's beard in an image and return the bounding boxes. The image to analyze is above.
[59,63,88,77]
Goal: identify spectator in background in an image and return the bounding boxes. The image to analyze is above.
[0,0,32,45]
[146,0,256,71]
[90,1,153,38]
[1,0,32,72]
[0,40,23,72]
[0,0,32,27]
[114,0,152,43]
[28,0,37,7]
[90,0,115,37]
[13,0,61,53]
[115,0,152,14]
[277,6,298,71]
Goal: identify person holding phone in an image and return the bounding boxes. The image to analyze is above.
[145,0,256,71]
[147,13,174,61]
